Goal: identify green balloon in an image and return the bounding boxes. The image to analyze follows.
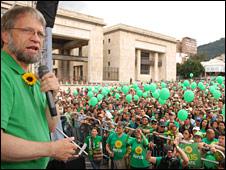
[161,82,167,88]
[190,73,193,78]
[159,88,170,100]
[73,90,78,96]
[198,82,203,89]
[89,97,98,107]
[88,86,92,91]
[97,94,103,101]
[216,76,224,84]
[134,95,139,101]
[101,89,108,96]
[87,91,94,98]
[143,92,148,98]
[122,86,129,94]
[213,90,221,99]
[183,90,195,103]
[93,89,98,94]
[152,90,159,99]
[115,93,120,100]
[158,98,166,105]
[221,84,225,88]
[209,86,216,94]
[190,82,197,90]
[126,94,132,103]
[177,109,188,121]
[144,84,150,91]
[133,83,138,89]
[137,90,143,97]
[204,154,217,169]
[182,86,187,91]
[150,83,157,93]
[183,80,190,87]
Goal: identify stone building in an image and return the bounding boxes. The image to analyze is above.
[176,37,197,64]
[103,24,177,82]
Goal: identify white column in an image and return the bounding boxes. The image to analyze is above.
[136,49,141,81]
[149,52,152,81]
[154,52,158,81]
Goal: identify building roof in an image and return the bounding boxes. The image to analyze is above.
[201,54,225,67]
[104,24,177,43]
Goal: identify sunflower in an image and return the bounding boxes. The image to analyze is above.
[115,140,122,148]
[22,73,37,86]
[135,146,142,155]
[184,146,192,154]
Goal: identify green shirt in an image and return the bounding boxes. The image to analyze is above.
[85,135,102,160]
[1,51,50,169]
[128,137,150,168]
[202,138,218,145]
[106,132,129,160]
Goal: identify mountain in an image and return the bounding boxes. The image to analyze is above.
[197,38,225,60]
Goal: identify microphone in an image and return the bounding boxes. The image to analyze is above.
[38,65,57,117]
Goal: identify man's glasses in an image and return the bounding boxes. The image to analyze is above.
[9,27,45,39]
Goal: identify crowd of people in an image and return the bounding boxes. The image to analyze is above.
[56,79,225,169]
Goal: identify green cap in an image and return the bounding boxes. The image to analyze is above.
[194,131,203,137]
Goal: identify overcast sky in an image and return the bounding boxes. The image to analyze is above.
[59,1,225,46]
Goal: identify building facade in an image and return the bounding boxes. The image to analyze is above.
[176,37,197,64]
[103,24,177,82]
[1,1,177,83]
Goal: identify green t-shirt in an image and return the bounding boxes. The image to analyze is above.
[106,132,129,160]
[1,51,50,169]
[85,135,102,160]
[202,138,218,145]
[128,137,150,168]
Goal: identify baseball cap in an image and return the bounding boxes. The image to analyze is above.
[192,126,200,131]
[196,117,202,122]
[142,115,150,120]
[169,112,175,116]
[151,118,158,124]
[194,131,203,137]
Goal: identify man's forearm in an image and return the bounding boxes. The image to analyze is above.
[45,104,60,132]
[1,130,52,162]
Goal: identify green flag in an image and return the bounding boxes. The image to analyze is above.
[179,143,202,168]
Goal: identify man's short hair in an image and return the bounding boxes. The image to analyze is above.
[1,6,46,32]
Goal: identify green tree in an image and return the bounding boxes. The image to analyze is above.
[177,59,205,78]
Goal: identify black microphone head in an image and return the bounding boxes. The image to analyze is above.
[38,65,49,78]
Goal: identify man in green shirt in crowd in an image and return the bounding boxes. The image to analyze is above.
[75,127,103,169]
[1,6,77,169]
[138,116,152,136]
[165,112,180,128]
[202,129,219,145]
[126,128,150,169]
[106,121,129,169]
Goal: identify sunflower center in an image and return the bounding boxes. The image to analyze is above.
[27,77,33,82]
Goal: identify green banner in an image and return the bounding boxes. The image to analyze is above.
[179,143,202,169]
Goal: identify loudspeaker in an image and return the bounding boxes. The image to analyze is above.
[36,1,59,28]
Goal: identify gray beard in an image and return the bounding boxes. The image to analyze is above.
[8,34,41,64]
